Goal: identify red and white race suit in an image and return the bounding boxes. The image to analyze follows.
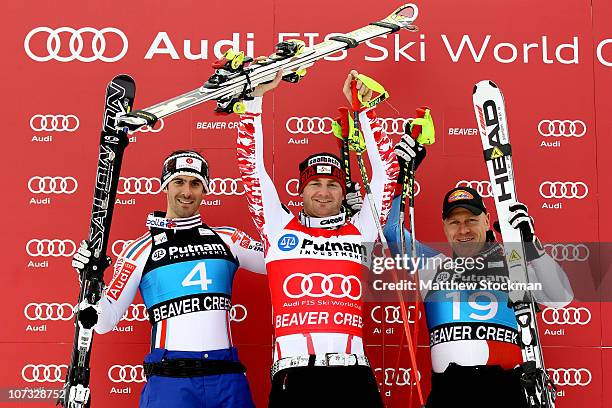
[237,97,398,361]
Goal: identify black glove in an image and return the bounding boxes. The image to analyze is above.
[395,130,426,183]
[508,202,545,261]
[345,181,363,213]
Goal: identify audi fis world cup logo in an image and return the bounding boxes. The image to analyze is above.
[108,365,146,383]
[26,239,76,257]
[22,364,68,383]
[370,305,420,324]
[544,244,590,262]
[283,273,362,300]
[455,180,492,197]
[30,114,79,132]
[28,176,78,194]
[118,177,161,195]
[285,117,411,136]
[538,120,586,137]
[539,181,588,199]
[24,27,128,62]
[374,367,422,387]
[542,307,591,325]
[547,368,592,387]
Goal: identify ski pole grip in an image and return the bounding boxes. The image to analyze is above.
[410,107,428,138]
[350,79,360,111]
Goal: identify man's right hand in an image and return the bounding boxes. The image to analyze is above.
[251,69,284,97]
[72,240,93,275]
[395,132,427,175]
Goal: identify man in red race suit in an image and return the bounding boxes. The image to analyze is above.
[236,70,398,407]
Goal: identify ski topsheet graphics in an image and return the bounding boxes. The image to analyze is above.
[473,80,556,408]
[118,4,419,130]
[59,75,136,408]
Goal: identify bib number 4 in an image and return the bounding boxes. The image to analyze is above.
[182,262,213,291]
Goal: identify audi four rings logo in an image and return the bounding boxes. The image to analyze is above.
[230,304,248,322]
[374,367,421,387]
[108,365,146,383]
[26,239,76,257]
[133,118,165,133]
[22,364,68,383]
[28,176,78,194]
[538,120,586,137]
[112,240,134,257]
[539,181,588,199]
[24,27,128,63]
[542,307,592,325]
[544,244,590,262]
[370,305,419,324]
[285,117,410,136]
[30,114,79,132]
[24,302,74,321]
[547,368,592,386]
[208,178,246,196]
[456,180,492,198]
[121,304,149,322]
[118,177,161,195]
[283,273,362,300]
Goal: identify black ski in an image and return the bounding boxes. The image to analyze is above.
[59,74,136,408]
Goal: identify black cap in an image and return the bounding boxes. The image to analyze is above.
[442,186,487,219]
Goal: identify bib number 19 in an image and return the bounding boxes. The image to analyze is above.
[446,291,498,321]
[182,262,213,290]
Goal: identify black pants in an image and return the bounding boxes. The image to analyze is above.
[269,365,384,408]
[426,363,529,408]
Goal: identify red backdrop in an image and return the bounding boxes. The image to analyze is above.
[3,0,610,406]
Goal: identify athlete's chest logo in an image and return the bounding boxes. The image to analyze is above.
[278,234,299,251]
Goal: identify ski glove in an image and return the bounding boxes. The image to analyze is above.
[72,240,92,274]
[508,202,545,261]
[395,132,427,182]
[345,181,363,212]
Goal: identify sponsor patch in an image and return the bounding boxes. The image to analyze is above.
[317,165,332,174]
[151,248,166,261]
[107,261,137,301]
[278,234,299,251]
[199,227,215,236]
[153,232,168,245]
[230,229,242,242]
[176,156,202,172]
[448,190,474,202]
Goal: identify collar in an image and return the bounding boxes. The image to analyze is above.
[146,211,203,230]
[298,208,347,229]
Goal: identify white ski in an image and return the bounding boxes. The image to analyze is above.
[118,4,419,130]
[473,80,556,408]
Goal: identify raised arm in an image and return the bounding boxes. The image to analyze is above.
[214,226,266,275]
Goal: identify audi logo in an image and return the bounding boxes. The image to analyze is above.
[539,181,588,199]
[285,117,411,136]
[374,367,421,387]
[22,364,68,383]
[24,302,74,321]
[455,180,492,198]
[108,365,146,383]
[112,240,134,257]
[370,305,420,324]
[542,307,591,325]
[230,304,248,323]
[133,118,165,133]
[286,178,299,197]
[118,177,161,195]
[208,178,245,196]
[30,114,79,132]
[26,239,76,257]
[28,176,78,194]
[547,368,592,386]
[286,117,334,135]
[121,304,149,322]
[544,244,590,262]
[538,120,586,137]
[283,273,362,300]
[24,27,128,63]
